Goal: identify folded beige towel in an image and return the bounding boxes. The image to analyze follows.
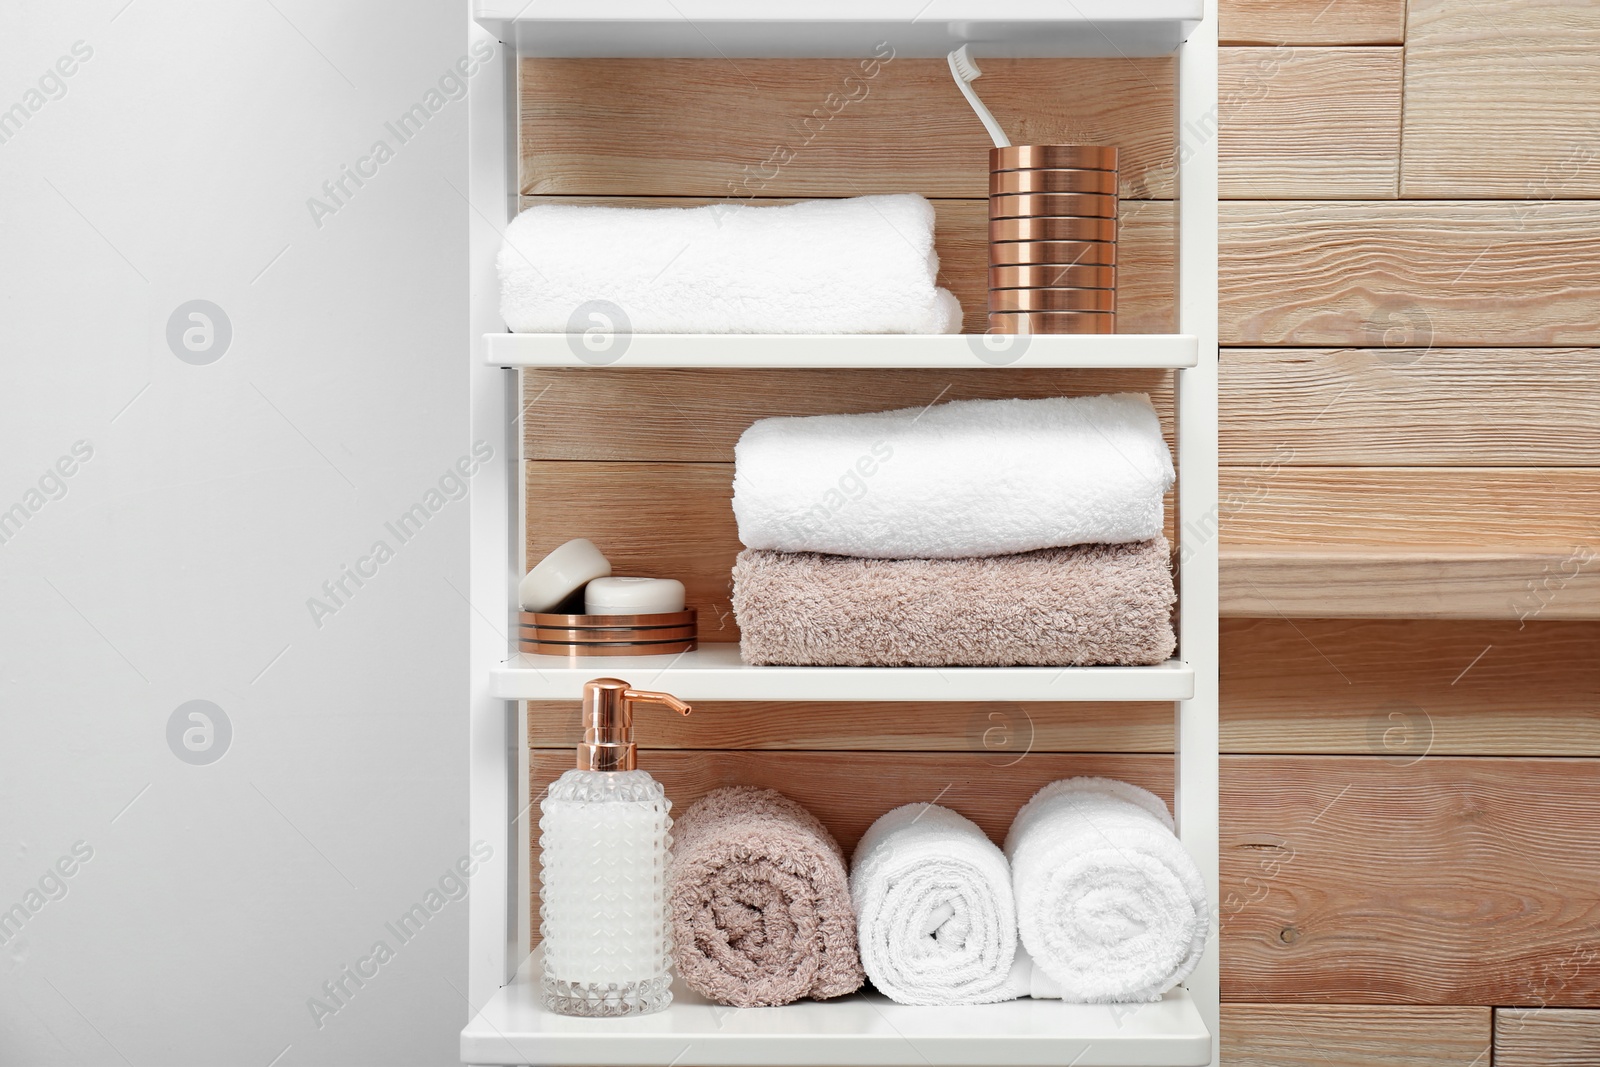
[732,539,1176,667]
[668,787,864,1007]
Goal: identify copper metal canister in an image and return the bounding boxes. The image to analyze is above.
[988,311,1116,335]
[989,240,1117,267]
[987,145,1119,334]
[990,192,1118,220]
[990,288,1117,313]
[989,217,1117,243]
[989,264,1116,290]
[990,168,1119,195]
[991,145,1118,171]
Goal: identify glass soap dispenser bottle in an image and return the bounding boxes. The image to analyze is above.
[539,677,691,1017]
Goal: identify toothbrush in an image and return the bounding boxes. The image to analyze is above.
[947,45,1010,148]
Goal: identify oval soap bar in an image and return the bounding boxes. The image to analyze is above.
[585,577,686,616]
[519,538,611,611]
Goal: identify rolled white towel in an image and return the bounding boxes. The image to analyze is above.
[1004,778,1207,1003]
[850,804,1019,1005]
[498,195,962,335]
[733,394,1173,558]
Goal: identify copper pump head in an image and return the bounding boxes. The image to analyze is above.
[578,678,692,771]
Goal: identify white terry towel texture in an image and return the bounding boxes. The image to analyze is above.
[732,394,1174,558]
[498,195,962,335]
[850,804,1019,1005]
[1004,778,1208,1003]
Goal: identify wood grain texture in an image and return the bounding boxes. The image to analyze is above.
[1221,1004,1491,1066]
[1219,0,1406,45]
[519,196,1176,335]
[1221,618,1600,756]
[1220,348,1600,466]
[523,367,1175,463]
[1219,201,1600,345]
[530,700,1174,753]
[1401,0,1600,197]
[1219,468,1600,548]
[519,58,1176,199]
[528,460,1179,643]
[1495,1008,1600,1066]
[531,751,1172,856]
[1221,756,1600,1004]
[1217,467,1600,618]
[1221,546,1600,620]
[1220,48,1403,199]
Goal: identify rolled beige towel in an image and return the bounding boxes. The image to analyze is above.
[668,786,864,1007]
[732,539,1177,667]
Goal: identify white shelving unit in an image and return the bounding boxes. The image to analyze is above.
[484,333,1200,369]
[474,0,1203,59]
[493,647,1196,703]
[464,951,1210,1067]
[464,4,1219,1065]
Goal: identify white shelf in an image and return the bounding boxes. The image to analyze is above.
[461,954,1211,1066]
[491,645,1194,702]
[466,3,1221,1062]
[474,1,1202,58]
[485,333,1199,370]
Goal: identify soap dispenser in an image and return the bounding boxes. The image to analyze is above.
[539,678,691,1017]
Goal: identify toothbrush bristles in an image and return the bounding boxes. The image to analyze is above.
[951,44,982,80]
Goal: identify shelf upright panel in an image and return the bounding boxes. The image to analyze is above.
[1174,2,1221,1065]
[467,14,521,1024]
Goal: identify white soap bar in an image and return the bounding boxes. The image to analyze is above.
[520,538,611,612]
[585,577,686,616]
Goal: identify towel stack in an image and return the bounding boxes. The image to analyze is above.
[499,195,962,335]
[851,779,1207,1006]
[730,394,1177,666]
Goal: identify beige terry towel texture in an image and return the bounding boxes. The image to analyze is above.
[732,539,1177,667]
[668,787,864,1007]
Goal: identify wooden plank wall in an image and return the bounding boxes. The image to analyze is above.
[1218,0,1600,618]
[1217,1,1600,1063]
[518,2,1600,1061]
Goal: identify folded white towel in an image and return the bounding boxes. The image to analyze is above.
[1004,778,1207,1003]
[732,394,1173,558]
[498,195,962,335]
[850,804,1019,1005]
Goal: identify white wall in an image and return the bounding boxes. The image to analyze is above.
[0,1,471,1063]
